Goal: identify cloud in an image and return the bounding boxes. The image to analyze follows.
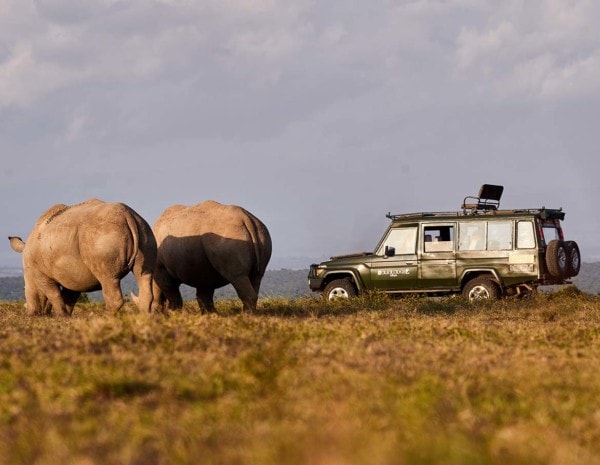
[0,1,292,106]
[63,111,88,142]
[2,0,600,147]
[454,0,600,100]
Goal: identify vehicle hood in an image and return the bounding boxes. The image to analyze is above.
[330,252,373,260]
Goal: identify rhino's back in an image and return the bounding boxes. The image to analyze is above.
[24,200,147,288]
[31,201,131,246]
[154,201,257,240]
[154,200,271,285]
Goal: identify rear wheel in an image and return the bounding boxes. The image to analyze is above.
[546,240,568,279]
[323,278,357,301]
[565,240,581,277]
[462,277,501,302]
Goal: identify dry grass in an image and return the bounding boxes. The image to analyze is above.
[1,289,600,465]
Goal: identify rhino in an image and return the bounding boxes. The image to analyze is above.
[9,199,157,316]
[149,200,272,313]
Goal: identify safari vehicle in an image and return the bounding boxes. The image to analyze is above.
[308,185,581,301]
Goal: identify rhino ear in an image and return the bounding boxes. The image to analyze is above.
[8,236,25,253]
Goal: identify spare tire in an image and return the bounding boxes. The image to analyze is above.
[546,240,568,279]
[565,240,581,277]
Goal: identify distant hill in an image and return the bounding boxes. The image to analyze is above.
[1,264,598,302]
[0,277,29,301]
[571,262,600,295]
[0,268,312,302]
[0,267,24,278]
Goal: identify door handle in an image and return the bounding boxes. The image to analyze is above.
[447,260,455,264]
[405,261,414,265]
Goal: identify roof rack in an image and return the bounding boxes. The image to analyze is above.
[386,211,461,220]
[462,184,504,214]
[385,185,565,221]
[515,207,565,220]
[385,207,565,221]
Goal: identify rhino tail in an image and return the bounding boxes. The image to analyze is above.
[9,236,26,253]
[124,211,141,271]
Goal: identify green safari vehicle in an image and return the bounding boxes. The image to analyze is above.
[308,185,581,301]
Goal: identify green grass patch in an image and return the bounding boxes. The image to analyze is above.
[1,290,600,464]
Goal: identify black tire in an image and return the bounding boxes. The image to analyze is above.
[323,278,357,301]
[565,240,581,277]
[462,277,501,302]
[546,240,568,279]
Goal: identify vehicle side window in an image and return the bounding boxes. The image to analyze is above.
[423,225,454,252]
[488,221,512,250]
[517,221,536,249]
[378,227,417,255]
[459,222,485,251]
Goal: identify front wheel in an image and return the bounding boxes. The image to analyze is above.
[462,277,501,302]
[323,278,357,301]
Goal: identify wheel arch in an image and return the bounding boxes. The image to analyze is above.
[321,271,363,293]
[460,269,503,290]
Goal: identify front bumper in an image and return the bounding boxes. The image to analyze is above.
[308,264,324,292]
[308,277,324,292]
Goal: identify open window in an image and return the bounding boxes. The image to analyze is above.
[423,225,454,252]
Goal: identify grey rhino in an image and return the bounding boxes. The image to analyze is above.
[151,200,272,312]
[9,199,157,316]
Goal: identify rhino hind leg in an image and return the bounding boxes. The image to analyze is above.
[229,276,258,312]
[132,270,153,313]
[98,277,125,314]
[31,278,70,316]
[154,266,183,310]
[196,288,216,313]
[150,279,164,313]
[61,288,81,316]
[157,280,183,310]
[250,273,265,294]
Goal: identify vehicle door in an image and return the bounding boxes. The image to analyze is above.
[370,225,418,291]
[419,223,457,288]
[508,219,539,281]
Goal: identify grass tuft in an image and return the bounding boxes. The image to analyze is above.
[90,380,159,399]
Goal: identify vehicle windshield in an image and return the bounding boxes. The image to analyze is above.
[377,226,417,255]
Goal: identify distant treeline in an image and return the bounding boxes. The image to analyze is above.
[2,264,599,302]
[0,269,313,302]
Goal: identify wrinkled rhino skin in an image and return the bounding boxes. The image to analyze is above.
[9,199,157,316]
[152,200,272,312]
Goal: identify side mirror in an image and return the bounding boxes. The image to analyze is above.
[384,246,395,257]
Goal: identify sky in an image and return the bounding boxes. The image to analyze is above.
[2,0,600,270]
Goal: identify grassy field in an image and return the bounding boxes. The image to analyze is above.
[1,289,600,465]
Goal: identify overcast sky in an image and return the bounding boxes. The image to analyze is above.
[2,0,600,269]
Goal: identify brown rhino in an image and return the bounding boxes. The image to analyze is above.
[150,200,272,312]
[9,199,157,316]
